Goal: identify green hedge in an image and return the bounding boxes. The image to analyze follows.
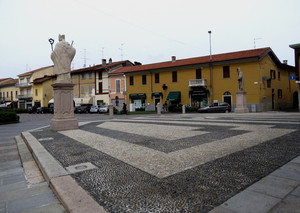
[168,104,198,113]
[0,111,20,123]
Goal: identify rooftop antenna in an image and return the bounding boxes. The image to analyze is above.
[82,49,87,68]
[254,38,262,49]
[119,43,124,61]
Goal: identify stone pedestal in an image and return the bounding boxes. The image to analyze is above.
[51,83,78,131]
[182,105,186,114]
[234,90,249,113]
[156,103,161,115]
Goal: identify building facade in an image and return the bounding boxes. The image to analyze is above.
[0,78,18,108]
[114,48,298,112]
[16,66,54,109]
[71,59,134,107]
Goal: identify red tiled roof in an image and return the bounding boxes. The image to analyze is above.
[113,48,272,74]
[71,60,133,74]
[0,78,18,86]
[32,75,55,84]
[18,65,53,77]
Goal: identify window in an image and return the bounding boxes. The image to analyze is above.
[15,91,18,97]
[172,71,177,82]
[35,89,38,96]
[278,89,282,99]
[155,73,160,83]
[81,73,85,80]
[115,96,119,106]
[196,69,202,79]
[88,72,93,79]
[81,86,85,94]
[98,71,102,80]
[98,82,103,94]
[270,70,276,79]
[89,86,93,94]
[142,75,147,85]
[116,79,121,93]
[129,76,134,86]
[278,71,281,80]
[223,66,230,78]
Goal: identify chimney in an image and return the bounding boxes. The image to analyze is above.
[283,60,288,65]
[171,56,176,62]
[109,58,112,64]
[102,59,106,66]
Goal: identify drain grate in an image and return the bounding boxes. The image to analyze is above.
[38,137,54,141]
[66,162,97,174]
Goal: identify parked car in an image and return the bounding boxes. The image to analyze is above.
[74,105,91,113]
[89,105,99,113]
[198,102,231,113]
[99,105,108,113]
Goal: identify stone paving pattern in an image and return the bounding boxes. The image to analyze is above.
[0,135,65,213]
[28,113,300,213]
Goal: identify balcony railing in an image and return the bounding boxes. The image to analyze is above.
[15,82,32,87]
[189,79,207,87]
[17,94,32,99]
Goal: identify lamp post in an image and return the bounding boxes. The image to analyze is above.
[48,38,54,52]
[208,31,213,103]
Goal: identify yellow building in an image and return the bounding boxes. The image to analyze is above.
[0,78,19,108]
[114,48,298,112]
[17,66,54,109]
[32,75,55,107]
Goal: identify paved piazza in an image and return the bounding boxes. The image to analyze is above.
[30,112,300,212]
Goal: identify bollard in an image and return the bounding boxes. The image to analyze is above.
[157,103,161,116]
[182,105,186,114]
[109,105,114,119]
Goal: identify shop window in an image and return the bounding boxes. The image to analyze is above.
[223,66,230,78]
[196,69,202,79]
[172,71,177,82]
[142,75,147,85]
[155,73,160,83]
[130,76,134,86]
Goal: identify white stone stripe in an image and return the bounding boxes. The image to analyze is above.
[60,124,295,178]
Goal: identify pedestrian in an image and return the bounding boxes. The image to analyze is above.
[122,103,127,114]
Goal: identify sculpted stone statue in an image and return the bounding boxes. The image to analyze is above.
[237,68,244,90]
[51,34,76,83]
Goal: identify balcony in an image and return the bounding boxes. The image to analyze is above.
[15,82,32,88]
[189,79,206,87]
[17,94,32,99]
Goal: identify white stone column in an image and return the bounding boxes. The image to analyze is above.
[157,103,161,115]
[109,105,114,119]
[182,105,186,114]
[234,90,249,113]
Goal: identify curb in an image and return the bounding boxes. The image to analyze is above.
[21,131,107,213]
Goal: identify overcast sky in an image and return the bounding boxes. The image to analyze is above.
[0,0,299,78]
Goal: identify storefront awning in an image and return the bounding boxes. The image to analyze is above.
[167,91,181,102]
[151,92,163,98]
[129,93,146,100]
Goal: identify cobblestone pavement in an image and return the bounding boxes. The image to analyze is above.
[28,112,300,213]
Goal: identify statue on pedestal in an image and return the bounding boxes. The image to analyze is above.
[50,34,78,131]
[237,68,244,91]
[51,35,76,83]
